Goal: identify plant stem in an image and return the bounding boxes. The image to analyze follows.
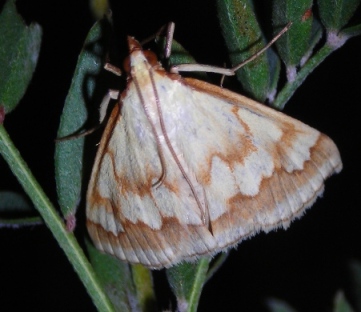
[272,43,334,110]
[0,124,114,312]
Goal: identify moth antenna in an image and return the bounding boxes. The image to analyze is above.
[148,70,206,218]
[202,188,212,234]
[231,22,292,73]
[170,22,292,76]
[163,22,175,60]
[132,75,167,187]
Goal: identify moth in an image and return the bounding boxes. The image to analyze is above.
[86,33,342,269]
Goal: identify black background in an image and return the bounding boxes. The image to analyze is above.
[0,1,360,311]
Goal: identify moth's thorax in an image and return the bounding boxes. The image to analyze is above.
[123,49,158,120]
[129,50,153,81]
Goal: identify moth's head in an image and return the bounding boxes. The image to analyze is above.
[123,36,160,75]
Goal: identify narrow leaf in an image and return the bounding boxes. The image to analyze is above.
[131,264,156,312]
[86,240,140,312]
[340,23,361,38]
[0,191,42,227]
[55,18,110,219]
[0,216,42,228]
[0,190,33,212]
[90,0,110,20]
[166,258,210,312]
[165,39,197,66]
[348,260,361,311]
[156,36,206,81]
[205,253,229,283]
[0,0,42,113]
[300,17,323,66]
[217,0,277,102]
[333,291,355,312]
[273,0,313,69]
[318,0,361,31]
[266,298,298,312]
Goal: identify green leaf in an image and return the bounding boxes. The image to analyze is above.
[318,0,361,31]
[205,253,229,283]
[155,35,207,81]
[0,190,42,227]
[300,17,323,66]
[0,215,41,227]
[86,239,140,312]
[266,298,298,312]
[216,0,277,102]
[348,260,361,311]
[0,0,42,113]
[0,190,33,212]
[157,37,197,66]
[273,0,313,69]
[166,258,210,312]
[333,291,355,312]
[90,0,110,20]
[340,22,361,38]
[268,47,282,102]
[131,264,156,312]
[55,19,110,219]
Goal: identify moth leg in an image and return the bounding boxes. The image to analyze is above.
[104,63,122,76]
[55,89,119,142]
[56,58,122,142]
[170,22,291,76]
[97,63,121,123]
[99,89,119,123]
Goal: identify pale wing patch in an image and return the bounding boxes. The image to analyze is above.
[206,157,237,220]
[233,150,274,196]
[86,206,125,235]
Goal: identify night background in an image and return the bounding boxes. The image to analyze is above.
[0,1,361,311]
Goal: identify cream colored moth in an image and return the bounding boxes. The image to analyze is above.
[86,29,342,269]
